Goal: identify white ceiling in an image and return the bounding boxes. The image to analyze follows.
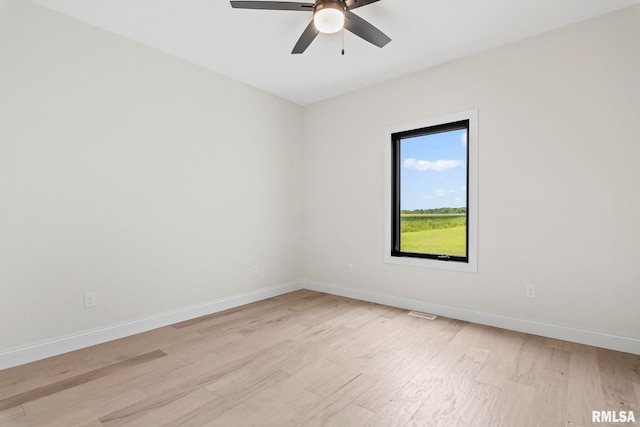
[30,0,640,105]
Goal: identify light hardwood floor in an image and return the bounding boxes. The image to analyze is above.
[1,290,639,426]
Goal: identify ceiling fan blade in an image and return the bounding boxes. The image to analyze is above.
[230,1,313,11]
[343,10,391,48]
[292,20,318,54]
[344,0,381,10]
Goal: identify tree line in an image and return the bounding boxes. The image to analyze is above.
[401,207,466,215]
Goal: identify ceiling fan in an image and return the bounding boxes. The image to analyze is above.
[230,0,391,54]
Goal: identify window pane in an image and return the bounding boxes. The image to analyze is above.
[398,125,468,258]
[385,110,477,272]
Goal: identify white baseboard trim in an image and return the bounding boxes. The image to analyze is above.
[3,279,638,371]
[303,280,640,355]
[0,281,304,371]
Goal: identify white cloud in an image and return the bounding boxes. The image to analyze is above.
[461,130,467,147]
[435,189,456,197]
[402,158,462,171]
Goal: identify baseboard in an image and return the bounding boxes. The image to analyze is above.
[303,280,640,355]
[0,281,304,371]
[4,279,637,371]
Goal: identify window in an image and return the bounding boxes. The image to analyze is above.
[384,110,477,272]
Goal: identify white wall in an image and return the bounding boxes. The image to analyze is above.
[0,0,303,352]
[303,6,640,340]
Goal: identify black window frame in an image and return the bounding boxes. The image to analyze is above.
[390,119,470,264]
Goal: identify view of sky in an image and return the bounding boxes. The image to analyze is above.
[400,128,467,211]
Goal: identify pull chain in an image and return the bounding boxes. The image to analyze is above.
[341,27,345,55]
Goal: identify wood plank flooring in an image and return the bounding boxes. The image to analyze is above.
[0,290,638,426]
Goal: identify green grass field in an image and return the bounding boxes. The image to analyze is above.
[400,214,466,255]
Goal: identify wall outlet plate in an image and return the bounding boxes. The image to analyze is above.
[84,292,96,308]
[526,285,536,298]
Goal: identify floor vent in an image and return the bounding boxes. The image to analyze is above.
[407,311,437,320]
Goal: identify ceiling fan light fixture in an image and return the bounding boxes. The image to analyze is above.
[231,0,391,54]
[313,1,344,34]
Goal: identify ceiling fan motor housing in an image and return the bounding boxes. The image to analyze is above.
[314,0,345,12]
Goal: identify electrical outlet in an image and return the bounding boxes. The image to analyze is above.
[347,263,353,274]
[84,292,96,308]
[526,285,536,299]
[252,265,259,277]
